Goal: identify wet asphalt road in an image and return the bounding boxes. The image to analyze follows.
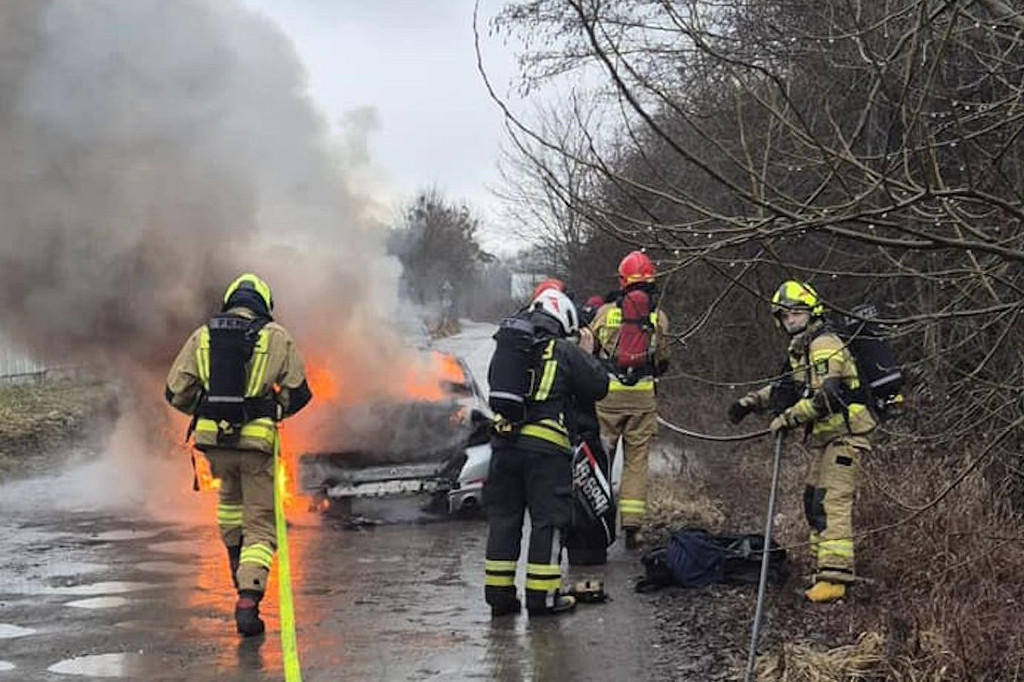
[0,323,669,681]
[0,460,658,682]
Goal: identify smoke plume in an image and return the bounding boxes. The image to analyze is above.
[0,0,419,510]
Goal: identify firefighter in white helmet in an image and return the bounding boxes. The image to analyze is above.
[484,288,609,617]
[165,273,312,635]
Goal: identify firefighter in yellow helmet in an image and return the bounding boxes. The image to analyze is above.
[588,251,670,549]
[727,281,874,603]
[165,273,313,635]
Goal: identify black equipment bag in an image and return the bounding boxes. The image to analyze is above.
[487,314,540,433]
[636,529,787,592]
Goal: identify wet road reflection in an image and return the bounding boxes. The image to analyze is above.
[0,496,654,681]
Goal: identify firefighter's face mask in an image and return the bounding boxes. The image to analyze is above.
[779,309,810,335]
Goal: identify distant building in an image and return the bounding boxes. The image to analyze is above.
[510,272,560,301]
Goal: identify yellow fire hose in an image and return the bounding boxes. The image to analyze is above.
[273,436,303,682]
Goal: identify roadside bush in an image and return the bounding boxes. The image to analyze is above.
[645,410,1024,680]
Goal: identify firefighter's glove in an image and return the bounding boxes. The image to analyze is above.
[728,397,756,424]
[769,409,800,434]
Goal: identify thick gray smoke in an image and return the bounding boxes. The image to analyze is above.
[0,0,398,364]
[0,0,419,512]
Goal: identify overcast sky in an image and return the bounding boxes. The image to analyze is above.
[238,0,521,253]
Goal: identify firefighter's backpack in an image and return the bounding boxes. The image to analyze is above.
[612,287,656,384]
[832,303,904,421]
[193,313,273,446]
[635,529,787,592]
[488,313,541,434]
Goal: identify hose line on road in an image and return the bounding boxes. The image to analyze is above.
[744,432,785,682]
[274,436,303,682]
[657,415,769,442]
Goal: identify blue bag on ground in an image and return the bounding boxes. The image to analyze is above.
[636,529,787,592]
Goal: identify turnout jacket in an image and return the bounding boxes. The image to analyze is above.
[165,306,312,453]
[741,319,875,446]
[512,312,609,455]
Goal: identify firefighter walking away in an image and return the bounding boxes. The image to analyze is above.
[484,288,609,617]
[165,273,313,635]
[589,251,670,549]
[728,281,874,603]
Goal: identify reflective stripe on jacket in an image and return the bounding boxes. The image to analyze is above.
[193,324,277,451]
[165,307,312,454]
[514,331,609,454]
[744,321,875,445]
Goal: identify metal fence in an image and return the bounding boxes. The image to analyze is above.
[0,336,49,383]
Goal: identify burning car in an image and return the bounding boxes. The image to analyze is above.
[298,350,492,521]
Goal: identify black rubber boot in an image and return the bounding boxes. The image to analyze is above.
[226,545,241,590]
[490,597,522,617]
[235,590,265,637]
[624,527,639,550]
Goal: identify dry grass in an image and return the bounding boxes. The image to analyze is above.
[640,470,727,546]
[757,628,957,682]
[0,378,117,478]
[758,631,886,681]
[642,422,1024,680]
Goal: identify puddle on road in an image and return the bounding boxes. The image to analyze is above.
[2,575,152,597]
[147,540,201,556]
[0,661,14,672]
[89,529,164,542]
[47,652,147,678]
[113,620,163,633]
[135,560,193,575]
[51,581,155,596]
[66,597,131,609]
[0,624,36,639]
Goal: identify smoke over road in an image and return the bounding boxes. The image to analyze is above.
[0,0,415,511]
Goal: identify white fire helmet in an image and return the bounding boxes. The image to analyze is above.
[532,289,579,336]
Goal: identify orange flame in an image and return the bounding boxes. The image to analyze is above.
[188,348,465,514]
[399,351,466,402]
[193,452,221,492]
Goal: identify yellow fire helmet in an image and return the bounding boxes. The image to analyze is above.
[223,272,274,313]
[770,280,823,325]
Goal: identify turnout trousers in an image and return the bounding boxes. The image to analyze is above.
[597,388,658,529]
[803,435,870,584]
[484,441,573,613]
[206,447,277,597]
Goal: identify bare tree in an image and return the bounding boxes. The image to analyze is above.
[388,189,494,315]
[495,102,609,285]
[485,2,1024,672]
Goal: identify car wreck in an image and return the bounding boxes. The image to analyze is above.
[299,351,491,522]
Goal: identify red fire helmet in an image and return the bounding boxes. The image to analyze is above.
[532,277,566,300]
[618,251,656,287]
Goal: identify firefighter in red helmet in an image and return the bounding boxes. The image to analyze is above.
[532,278,566,300]
[588,251,670,549]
